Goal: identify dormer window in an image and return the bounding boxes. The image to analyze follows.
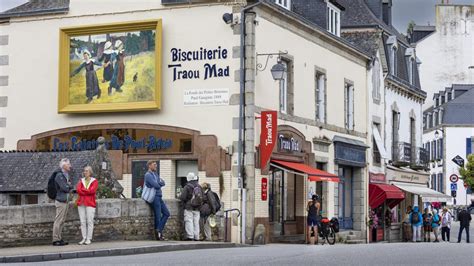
[326,1,341,36]
[386,36,398,76]
[447,92,452,101]
[440,95,445,105]
[405,48,415,85]
[275,0,291,10]
[435,97,439,107]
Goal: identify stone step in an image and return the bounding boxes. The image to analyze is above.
[345,240,366,244]
[346,235,362,241]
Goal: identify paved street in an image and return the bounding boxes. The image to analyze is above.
[24,242,473,266]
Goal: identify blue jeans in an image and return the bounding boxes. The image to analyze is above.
[150,196,170,232]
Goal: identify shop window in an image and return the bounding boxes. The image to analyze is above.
[131,160,159,198]
[9,194,21,206]
[25,194,38,205]
[284,173,296,221]
[176,160,198,199]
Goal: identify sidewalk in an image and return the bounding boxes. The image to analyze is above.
[0,240,244,263]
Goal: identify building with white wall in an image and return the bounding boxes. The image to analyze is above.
[412,4,474,109]
[0,0,371,244]
[423,84,474,206]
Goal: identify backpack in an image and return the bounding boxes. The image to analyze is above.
[432,214,440,224]
[47,170,61,200]
[190,185,203,208]
[208,191,222,214]
[411,212,420,224]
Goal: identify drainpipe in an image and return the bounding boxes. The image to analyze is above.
[238,0,261,245]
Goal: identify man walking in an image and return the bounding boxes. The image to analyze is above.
[145,161,169,240]
[52,158,73,246]
[457,207,471,243]
[179,172,202,241]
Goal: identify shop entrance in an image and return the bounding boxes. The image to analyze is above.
[338,166,353,229]
[269,169,297,237]
[131,160,159,198]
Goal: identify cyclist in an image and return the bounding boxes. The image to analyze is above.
[307,194,321,244]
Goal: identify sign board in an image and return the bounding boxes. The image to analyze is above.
[184,89,229,106]
[451,183,457,191]
[369,172,386,183]
[260,111,277,168]
[452,155,465,167]
[261,177,268,201]
[449,174,459,183]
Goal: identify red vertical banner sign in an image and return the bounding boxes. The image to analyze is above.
[261,177,268,201]
[260,111,277,168]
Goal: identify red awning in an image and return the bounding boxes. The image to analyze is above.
[369,183,405,209]
[270,160,340,182]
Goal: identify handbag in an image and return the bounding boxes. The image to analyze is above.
[141,183,156,204]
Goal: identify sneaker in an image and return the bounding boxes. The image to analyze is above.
[78,239,86,245]
[59,240,69,245]
[52,241,64,246]
[84,239,91,245]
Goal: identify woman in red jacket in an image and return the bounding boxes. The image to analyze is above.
[76,166,98,245]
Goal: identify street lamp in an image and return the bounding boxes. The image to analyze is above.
[434,129,444,139]
[270,61,286,81]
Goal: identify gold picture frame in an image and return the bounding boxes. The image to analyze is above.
[58,20,162,113]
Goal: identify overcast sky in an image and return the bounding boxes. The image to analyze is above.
[1,0,473,34]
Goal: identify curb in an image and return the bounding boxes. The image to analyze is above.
[0,242,245,263]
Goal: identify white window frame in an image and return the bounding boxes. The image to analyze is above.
[326,2,340,36]
[279,60,289,114]
[315,72,326,123]
[275,0,291,10]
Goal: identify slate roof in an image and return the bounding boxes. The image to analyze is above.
[424,84,474,127]
[0,0,69,19]
[341,31,380,57]
[261,0,372,59]
[0,151,96,193]
[338,0,409,46]
[410,25,436,43]
[443,86,474,125]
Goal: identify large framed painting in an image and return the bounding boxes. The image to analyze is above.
[58,20,162,113]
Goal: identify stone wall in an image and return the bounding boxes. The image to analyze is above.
[0,199,184,248]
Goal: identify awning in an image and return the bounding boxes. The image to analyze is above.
[270,160,340,182]
[392,182,453,202]
[369,183,405,209]
[372,125,388,159]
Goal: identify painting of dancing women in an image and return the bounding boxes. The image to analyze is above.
[58,20,162,113]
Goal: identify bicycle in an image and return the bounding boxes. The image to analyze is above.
[318,217,339,245]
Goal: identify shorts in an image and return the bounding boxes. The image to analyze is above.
[423,225,432,232]
[307,217,319,227]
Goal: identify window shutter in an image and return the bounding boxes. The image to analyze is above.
[350,86,354,130]
[344,84,348,128]
[439,138,443,160]
[315,74,320,120]
[466,137,470,156]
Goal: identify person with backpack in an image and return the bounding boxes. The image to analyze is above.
[200,182,221,241]
[422,208,432,242]
[410,206,422,242]
[49,158,73,246]
[144,160,169,241]
[402,206,412,242]
[179,172,202,241]
[441,207,453,242]
[457,207,471,243]
[431,209,441,242]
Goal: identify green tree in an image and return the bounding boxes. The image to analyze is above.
[459,154,474,190]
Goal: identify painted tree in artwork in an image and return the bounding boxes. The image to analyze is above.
[459,154,474,190]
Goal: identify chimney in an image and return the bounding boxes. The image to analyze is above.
[382,0,392,26]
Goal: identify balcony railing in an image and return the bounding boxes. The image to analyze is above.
[413,147,429,170]
[392,142,411,166]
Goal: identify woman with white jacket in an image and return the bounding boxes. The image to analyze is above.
[441,207,453,242]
